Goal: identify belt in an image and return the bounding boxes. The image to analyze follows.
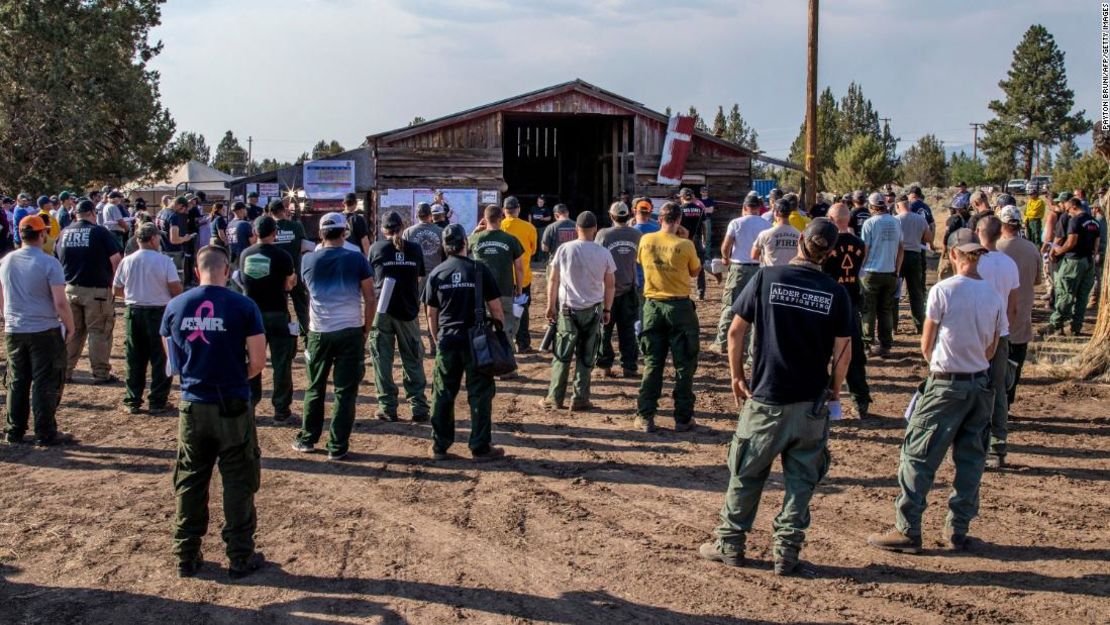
[649,296,690,302]
[931,371,987,381]
[733,262,759,267]
[127,304,166,310]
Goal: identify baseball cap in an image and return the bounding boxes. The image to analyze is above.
[254,215,277,238]
[382,211,404,232]
[503,196,520,210]
[679,187,694,199]
[100,185,112,194]
[948,227,975,247]
[36,195,51,208]
[955,242,987,255]
[17,192,31,201]
[801,217,840,256]
[1055,191,1072,203]
[994,193,1015,208]
[430,203,445,215]
[247,191,259,199]
[174,195,188,206]
[908,185,923,196]
[344,192,358,205]
[319,212,347,231]
[999,206,1023,225]
[107,190,124,200]
[852,190,867,202]
[769,188,784,200]
[76,199,96,214]
[576,211,598,229]
[137,222,160,242]
[868,192,886,207]
[743,195,762,208]
[442,223,467,248]
[416,202,432,218]
[609,201,630,217]
[19,215,47,232]
[635,199,653,213]
[58,191,71,202]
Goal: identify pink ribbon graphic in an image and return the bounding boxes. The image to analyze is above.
[186,301,215,344]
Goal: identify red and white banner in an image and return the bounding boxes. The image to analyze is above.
[657,114,696,185]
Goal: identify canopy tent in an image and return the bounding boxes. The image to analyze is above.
[127,160,233,205]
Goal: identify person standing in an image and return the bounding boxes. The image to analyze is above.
[226,202,254,264]
[100,191,129,250]
[860,192,904,357]
[541,212,615,409]
[405,202,447,356]
[939,196,972,280]
[57,200,123,384]
[35,196,60,256]
[292,212,374,461]
[752,200,800,267]
[712,194,769,355]
[161,245,266,579]
[239,216,297,422]
[848,190,871,236]
[541,203,578,259]
[1045,197,1100,336]
[158,196,195,283]
[270,200,310,338]
[974,216,1020,469]
[700,218,851,575]
[895,198,930,333]
[0,215,75,445]
[342,193,370,256]
[1024,189,1045,245]
[530,195,553,263]
[997,205,1041,432]
[634,202,701,433]
[245,191,264,221]
[114,222,182,414]
[594,202,642,378]
[501,196,538,353]
[965,191,995,243]
[431,203,448,229]
[823,203,872,418]
[424,224,507,462]
[677,188,707,300]
[469,204,524,348]
[868,241,1002,554]
[11,193,35,247]
[368,211,429,422]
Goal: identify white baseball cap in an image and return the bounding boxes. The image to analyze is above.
[999,205,1024,225]
[319,212,348,231]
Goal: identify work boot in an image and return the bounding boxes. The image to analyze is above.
[946,528,970,551]
[471,446,507,463]
[632,415,656,433]
[854,401,870,420]
[272,411,291,423]
[569,399,595,412]
[868,345,890,358]
[538,397,564,410]
[698,541,744,567]
[228,552,265,580]
[867,528,922,554]
[290,440,314,453]
[35,431,75,447]
[673,418,697,433]
[411,412,430,423]
[707,343,725,355]
[985,454,1005,469]
[600,367,620,379]
[621,368,638,379]
[375,408,398,422]
[148,403,176,416]
[773,544,801,576]
[430,446,452,462]
[177,552,203,578]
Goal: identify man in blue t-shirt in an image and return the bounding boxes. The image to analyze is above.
[699,218,851,577]
[859,192,904,357]
[292,212,375,461]
[226,202,254,263]
[160,245,265,579]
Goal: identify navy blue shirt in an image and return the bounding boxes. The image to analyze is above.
[156,209,185,253]
[228,218,253,260]
[422,255,500,349]
[161,285,264,404]
[56,220,121,288]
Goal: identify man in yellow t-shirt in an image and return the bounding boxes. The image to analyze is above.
[634,202,701,433]
[1023,189,1045,245]
[501,196,538,352]
[786,193,811,232]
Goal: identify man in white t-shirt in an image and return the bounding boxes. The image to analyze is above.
[712,194,770,353]
[974,215,1020,469]
[541,211,615,411]
[869,241,1002,555]
[752,199,800,267]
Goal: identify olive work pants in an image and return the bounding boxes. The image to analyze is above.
[987,335,1012,458]
[861,272,897,349]
[845,306,871,410]
[64,285,115,380]
[4,329,66,442]
[123,306,171,409]
[249,311,296,418]
[900,251,926,333]
[636,298,699,423]
[546,306,602,405]
[173,399,260,565]
[289,279,310,344]
[369,312,429,418]
[297,327,366,456]
[430,343,495,455]
[596,290,639,373]
[715,399,830,555]
[1049,256,1095,332]
[895,373,992,536]
[714,263,759,350]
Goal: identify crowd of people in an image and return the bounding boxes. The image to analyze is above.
[0,179,1104,580]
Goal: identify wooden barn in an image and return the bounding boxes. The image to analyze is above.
[365,79,755,238]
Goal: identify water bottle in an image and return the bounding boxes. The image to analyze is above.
[540,321,557,352]
[634,319,642,337]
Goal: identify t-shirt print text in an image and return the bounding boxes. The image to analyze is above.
[769,282,833,315]
[181,301,225,343]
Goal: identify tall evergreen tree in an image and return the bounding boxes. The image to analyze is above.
[711,106,727,136]
[1054,138,1081,176]
[980,24,1090,179]
[724,103,758,151]
[171,132,210,165]
[212,130,247,176]
[822,134,894,192]
[899,135,948,187]
[687,106,708,131]
[786,88,842,189]
[948,151,989,186]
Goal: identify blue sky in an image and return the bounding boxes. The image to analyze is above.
[152,0,1097,162]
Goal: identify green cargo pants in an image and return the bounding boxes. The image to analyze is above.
[369,312,429,418]
[496,296,518,348]
[895,373,992,536]
[597,290,639,373]
[987,335,1011,457]
[430,342,496,455]
[1049,256,1095,332]
[297,327,366,455]
[173,399,260,564]
[1025,218,1042,246]
[546,306,602,405]
[4,329,66,442]
[715,399,830,554]
[123,306,171,409]
[636,298,699,423]
[249,311,296,419]
[714,263,758,350]
[861,272,897,349]
[289,280,310,343]
[900,251,926,333]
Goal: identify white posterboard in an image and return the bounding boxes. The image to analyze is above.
[304,160,355,200]
[381,188,480,234]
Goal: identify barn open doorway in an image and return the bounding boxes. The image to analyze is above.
[502,113,634,219]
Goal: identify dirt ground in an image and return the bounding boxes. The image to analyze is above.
[1,262,1107,625]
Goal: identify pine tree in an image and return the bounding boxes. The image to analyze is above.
[948,151,989,186]
[786,88,841,189]
[408,116,427,127]
[980,24,1090,180]
[687,106,707,131]
[212,130,247,176]
[1054,138,1080,176]
[899,135,948,187]
[171,132,210,165]
[310,139,345,160]
[822,134,894,192]
[724,104,758,151]
[712,106,727,136]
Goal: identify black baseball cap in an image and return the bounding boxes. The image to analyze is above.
[576,211,598,229]
[383,211,404,232]
[247,191,259,198]
[254,215,277,238]
[76,199,96,214]
[344,192,358,205]
[802,217,839,256]
[442,223,467,248]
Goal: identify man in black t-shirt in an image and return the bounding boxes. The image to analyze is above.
[1047,198,1102,335]
[849,190,871,236]
[56,199,123,383]
[530,195,553,262]
[700,217,851,576]
[367,211,429,421]
[342,192,370,256]
[245,191,264,221]
[423,223,506,462]
[823,203,871,418]
[678,187,707,299]
[239,216,297,420]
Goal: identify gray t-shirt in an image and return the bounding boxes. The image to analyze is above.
[403,222,444,275]
[552,240,616,309]
[113,248,180,307]
[0,247,65,333]
[594,225,642,295]
[102,203,126,233]
[753,223,800,267]
[542,218,578,256]
[896,211,929,251]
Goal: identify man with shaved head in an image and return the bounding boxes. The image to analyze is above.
[823,203,871,418]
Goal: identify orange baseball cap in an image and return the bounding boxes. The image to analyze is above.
[19,215,47,232]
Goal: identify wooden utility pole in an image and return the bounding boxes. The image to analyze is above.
[803,0,819,212]
[247,136,254,176]
[969,123,982,161]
